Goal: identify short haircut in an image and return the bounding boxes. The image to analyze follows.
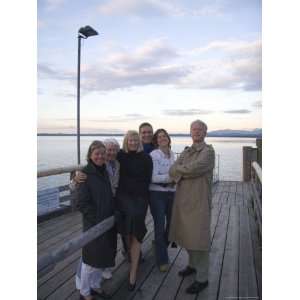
[152,128,171,149]
[139,122,153,133]
[122,130,143,153]
[190,119,208,132]
[103,138,120,151]
[86,140,106,161]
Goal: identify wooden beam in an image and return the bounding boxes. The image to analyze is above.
[38,165,84,178]
[37,216,115,277]
[251,161,262,184]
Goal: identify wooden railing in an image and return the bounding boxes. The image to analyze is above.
[37,165,84,219]
[250,161,262,239]
[37,165,84,178]
[37,155,220,276]
[38,216,115,277]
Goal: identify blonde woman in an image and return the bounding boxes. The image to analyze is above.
[116,130,153,291]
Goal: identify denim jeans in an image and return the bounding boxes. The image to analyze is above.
[149,191,174,266]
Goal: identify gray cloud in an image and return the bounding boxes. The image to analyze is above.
[38,63,75,81]
[53,114,147,123]
[252,100,262,108]
[55,91,76,98]
[88,114,147,123]
[39,38,261,93]
[223,109,252,114]
[45,0,67,11]
[97,0,222,17]
[163,109,214,116]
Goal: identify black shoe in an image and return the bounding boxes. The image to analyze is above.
[139,255,145,264]
[79,295,95,300]
[128,280,136,291]
[91,288,112,299]
[186,281,208,294]
[171,242,178,248]
[178,266,196,277]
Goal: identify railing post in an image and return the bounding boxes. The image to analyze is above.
[243,146,258,181]
[256,138,262,167]
[69,170,77,212]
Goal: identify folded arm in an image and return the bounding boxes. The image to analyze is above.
[176,147,215,179]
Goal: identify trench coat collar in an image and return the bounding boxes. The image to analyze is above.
[191,141,206,152]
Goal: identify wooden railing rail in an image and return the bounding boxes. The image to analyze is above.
[37,216,115,277]
[252,161,262,184]
[251,161,262,238]
[38,165,84,178]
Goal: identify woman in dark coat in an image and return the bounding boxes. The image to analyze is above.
[76,140,117,300]
[116,130,153,291]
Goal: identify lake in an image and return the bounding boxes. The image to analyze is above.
[37,136,256,191]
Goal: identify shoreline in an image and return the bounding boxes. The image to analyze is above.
[37,133,262,138]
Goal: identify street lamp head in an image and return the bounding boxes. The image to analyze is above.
[78,25,98,38]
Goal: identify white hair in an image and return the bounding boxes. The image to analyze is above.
[190,119,208,132]
[103,138,120,151]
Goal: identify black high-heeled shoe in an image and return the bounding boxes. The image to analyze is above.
[128,281,136,291]
[128,278,136,291]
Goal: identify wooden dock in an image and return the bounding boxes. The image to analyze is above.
[37,181,261,300]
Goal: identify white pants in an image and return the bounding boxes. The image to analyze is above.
[75,258,104,297]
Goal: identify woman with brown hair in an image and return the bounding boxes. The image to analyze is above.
[149,129,176,272]
[76,140,117,300]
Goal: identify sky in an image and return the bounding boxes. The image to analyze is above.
[37,0,262,134]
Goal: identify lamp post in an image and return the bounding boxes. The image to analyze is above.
[76,25,98,165]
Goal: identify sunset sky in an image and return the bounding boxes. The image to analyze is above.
[38,0,261,134]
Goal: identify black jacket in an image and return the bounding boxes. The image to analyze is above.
[117,150,153,198]
[77,161,117,268]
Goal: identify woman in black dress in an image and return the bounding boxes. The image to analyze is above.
[76,140,117,300]
[116,130,153,291]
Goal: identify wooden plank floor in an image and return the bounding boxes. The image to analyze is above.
[37,181,261,300]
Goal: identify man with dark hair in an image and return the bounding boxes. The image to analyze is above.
[139,122,155,154]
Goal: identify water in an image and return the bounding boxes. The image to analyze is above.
[37,136,256,191]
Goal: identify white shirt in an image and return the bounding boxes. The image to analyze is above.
[149,149,176,192]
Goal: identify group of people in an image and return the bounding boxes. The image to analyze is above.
[73,120,215,300]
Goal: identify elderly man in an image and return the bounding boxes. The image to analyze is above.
[169,119,215,294]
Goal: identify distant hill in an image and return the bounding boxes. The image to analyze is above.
[207,128,262,137]
[38,128,262,138]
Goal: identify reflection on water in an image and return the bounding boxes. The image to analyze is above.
[37,136,256,190]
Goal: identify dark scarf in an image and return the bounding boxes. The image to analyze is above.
[143,143,155,154]
[89,160,106,174]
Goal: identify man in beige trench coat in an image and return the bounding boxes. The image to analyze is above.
[169,119,215,294]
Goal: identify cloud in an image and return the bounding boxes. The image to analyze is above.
[90,114,147,123]
[38,19,46,29]
[188,39,261,57]
[38,38,261,93]
[105,39,179,69]
[54,114,147,123]
[55,91,76,98]
[44,0,67,10]
[223,109,252,114]
[252,100,262,108]
[179,39,261,91]
[37,63,75,81]
[97,0,223,17]
[98,0,181,16]
[163,109,214,116]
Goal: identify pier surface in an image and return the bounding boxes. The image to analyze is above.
[37,181,261,300]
